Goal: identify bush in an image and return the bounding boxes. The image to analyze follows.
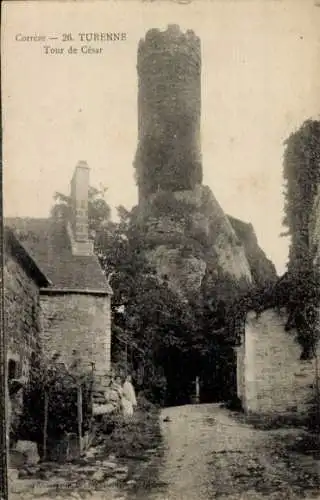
[100,398,161,459]
[150,192,194,220]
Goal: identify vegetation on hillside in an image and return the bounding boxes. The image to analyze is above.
[282,119,320,359]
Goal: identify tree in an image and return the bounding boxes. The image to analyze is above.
[283,119,320,270]
[282,119,320,358]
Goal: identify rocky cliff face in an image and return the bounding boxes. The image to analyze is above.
[135,185,277,300]
[135,184,259,300]
[228,216,277,289]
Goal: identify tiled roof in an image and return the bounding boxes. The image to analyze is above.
[4,226,50,287]
[5,217,111,294]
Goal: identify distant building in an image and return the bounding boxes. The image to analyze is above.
[5,162,113,409]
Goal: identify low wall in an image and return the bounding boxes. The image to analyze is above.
[237,309,320,420]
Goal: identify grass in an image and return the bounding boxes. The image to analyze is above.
[285,432,320,460]
[99,395,162,460]
[227,406,311,431]
[96,394,165,497]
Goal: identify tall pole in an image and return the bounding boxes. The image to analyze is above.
[0,79,8,499]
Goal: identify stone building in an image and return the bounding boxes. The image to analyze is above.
[236,307,320,420]
[4,227,50,383]
[6,161,112,399]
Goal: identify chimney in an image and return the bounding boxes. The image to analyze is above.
[68,161,94,256]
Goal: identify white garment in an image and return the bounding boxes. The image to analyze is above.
[121,380,137,420]
[122,381,137,407]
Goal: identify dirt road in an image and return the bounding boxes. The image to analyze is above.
[9,404,320,499]
[134,404,320,500]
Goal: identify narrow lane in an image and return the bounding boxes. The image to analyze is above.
[134,404,320,500]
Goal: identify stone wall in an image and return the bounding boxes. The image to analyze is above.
[4,252,41,379]
[237,308,320,419]
[40,292,111,382]
[4,249,42,443]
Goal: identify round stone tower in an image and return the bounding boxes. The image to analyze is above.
[134,25,203,204]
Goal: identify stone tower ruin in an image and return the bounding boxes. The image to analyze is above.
[134,25,203,203]
[132,25,276,300]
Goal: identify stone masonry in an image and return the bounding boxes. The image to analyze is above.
[135,25,202,202]
[4,227,50,446]
[5,253,40,379]
[40,292,111,377]
[4,228,49,380]
[237,308,320,419]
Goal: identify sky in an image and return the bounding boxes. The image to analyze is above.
[2,0,320,276]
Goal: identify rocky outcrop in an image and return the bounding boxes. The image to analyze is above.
[136,185,254,300]
[228,216,277,289]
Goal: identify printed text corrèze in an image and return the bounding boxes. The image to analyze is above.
[15,32,127,42]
